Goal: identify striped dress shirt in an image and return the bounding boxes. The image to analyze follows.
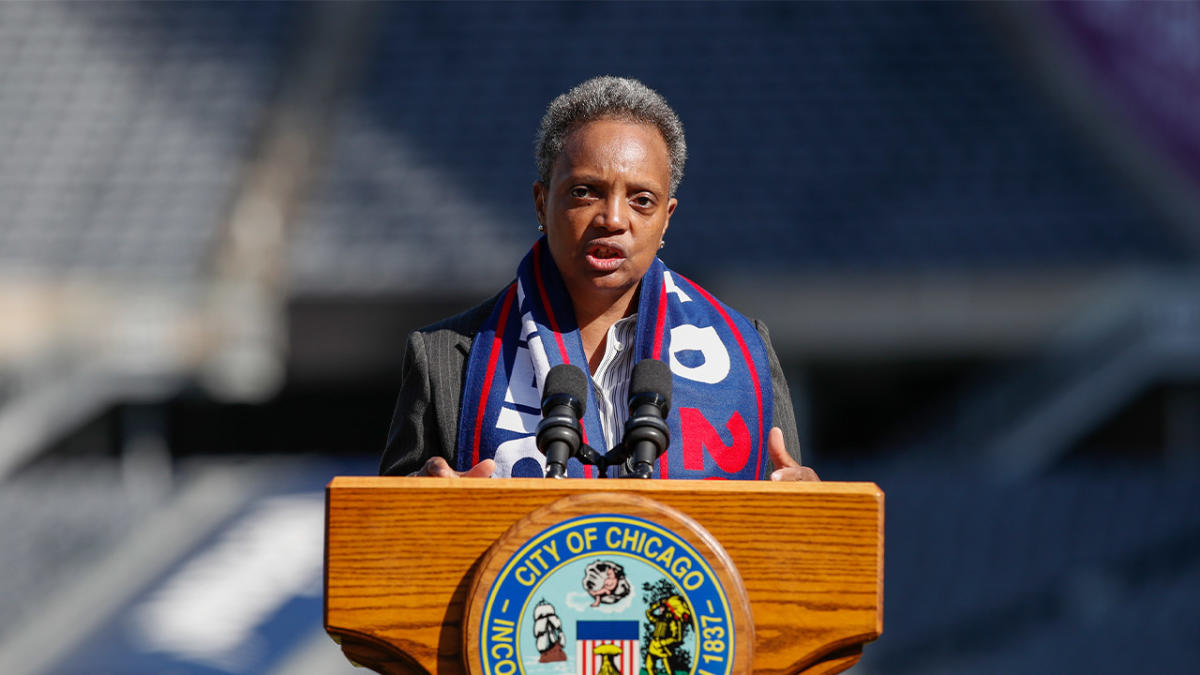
[589,315,638,466]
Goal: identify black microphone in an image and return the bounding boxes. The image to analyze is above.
[537,364,588,478]
[624,359,672,479]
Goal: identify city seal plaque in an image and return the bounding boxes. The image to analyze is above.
[464,493,753,675]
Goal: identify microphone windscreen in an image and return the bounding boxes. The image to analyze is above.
[630,359,672,410]
[544,364,589,413]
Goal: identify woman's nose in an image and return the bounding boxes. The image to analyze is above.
[597,196,627,231]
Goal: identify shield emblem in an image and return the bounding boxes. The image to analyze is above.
[575,620,639,675]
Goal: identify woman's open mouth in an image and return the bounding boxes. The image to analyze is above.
[585,243,626,272]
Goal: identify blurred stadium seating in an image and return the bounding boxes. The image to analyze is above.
[0,1,296,282]
[859,465,1200,674]
[0,2,1197,674]
[292,1,1189,295]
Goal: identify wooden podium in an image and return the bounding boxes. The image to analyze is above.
[325,477,883,674]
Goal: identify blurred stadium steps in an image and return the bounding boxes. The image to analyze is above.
[0,1,372,475]
[0,456,371,675]
[0,2,297,284]
[292,1,1191,295]
[859,466,1200,675]
[0,0,298,476]
[901,278,1200,478]
[0,4,371,672]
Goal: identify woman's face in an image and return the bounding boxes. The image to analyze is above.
[534,119,677,315]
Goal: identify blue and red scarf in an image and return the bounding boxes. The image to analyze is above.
[457,238,774,480]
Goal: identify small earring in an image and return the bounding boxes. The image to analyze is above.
[658,240,665,249]
[538,223,545,232]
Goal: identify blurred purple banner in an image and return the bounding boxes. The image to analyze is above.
[1050,1,1200,187]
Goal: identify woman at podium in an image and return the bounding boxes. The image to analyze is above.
[381,76,817,483]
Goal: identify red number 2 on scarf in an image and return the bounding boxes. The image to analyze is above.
[679,407,751,475]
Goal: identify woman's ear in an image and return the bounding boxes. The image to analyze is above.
[532,180,547,226]
[661,196,677,241]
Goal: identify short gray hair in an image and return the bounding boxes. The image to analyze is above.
[535,76,687,195]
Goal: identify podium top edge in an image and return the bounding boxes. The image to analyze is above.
[327,476,883,497]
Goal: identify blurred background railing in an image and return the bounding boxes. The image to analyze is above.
[0,2,1196,674]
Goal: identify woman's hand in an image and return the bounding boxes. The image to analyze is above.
[767,427,820,481]
[409,432,814,480]
[410,456,496,478]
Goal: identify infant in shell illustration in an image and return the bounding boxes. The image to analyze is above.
[582,560,632,607]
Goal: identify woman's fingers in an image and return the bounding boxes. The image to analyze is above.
[412,456,495,477]
[461,458,497,478]
[767,427,798,469]
[767,426,820,482]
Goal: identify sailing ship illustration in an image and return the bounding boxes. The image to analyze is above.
[533,600,567,662]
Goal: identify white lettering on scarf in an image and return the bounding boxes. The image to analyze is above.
[663,270,692,303]
[492,283,550,477]
[668,324,731,384]
[493,436,542,477]
[496,406,539,434]
[664,269,733,383]
[501,343,539,407]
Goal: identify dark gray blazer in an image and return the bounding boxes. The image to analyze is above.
[380,292,802,476]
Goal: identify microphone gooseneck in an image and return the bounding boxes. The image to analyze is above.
[536,364,588,478]
[624,359,672,479]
